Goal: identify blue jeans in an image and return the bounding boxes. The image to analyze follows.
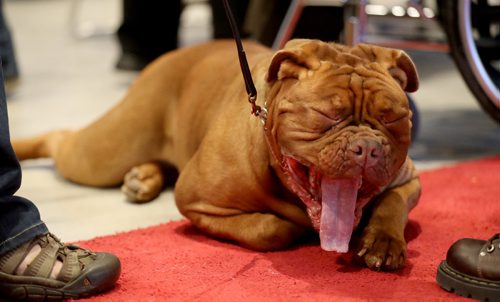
[0,61,48,256]
[0,0,19,80]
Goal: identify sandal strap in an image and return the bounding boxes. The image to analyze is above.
[0,240,34,274]
[57,249,80,282]
[23,235,59,278]
[0,233,96,282]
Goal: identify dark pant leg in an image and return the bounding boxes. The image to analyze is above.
[117,0,182,61]
[0,0,19,80]
[0,60,48,256]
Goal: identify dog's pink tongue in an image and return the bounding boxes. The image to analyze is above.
[319,177,360,253]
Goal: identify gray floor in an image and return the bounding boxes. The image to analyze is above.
[4,0,500,242]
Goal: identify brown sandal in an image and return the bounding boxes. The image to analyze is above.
[0,233,120,301]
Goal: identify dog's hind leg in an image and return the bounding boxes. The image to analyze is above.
[12,129,129,187]
[13,123,164,188]
[12,130,72,161]
[121,162,165,203]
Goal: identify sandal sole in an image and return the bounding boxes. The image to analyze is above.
[0,275,114,301]
[436,260,500,301]
[0,282,81,301]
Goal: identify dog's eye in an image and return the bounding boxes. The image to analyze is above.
[382,109,408,124]
[309,106,346,132]
[316,95,351,127]
[370,95,408,125]
[331,95,351,118]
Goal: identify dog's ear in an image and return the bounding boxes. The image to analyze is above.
[354,44,419,92]
[392,51,419,92]
[266,39,322,82]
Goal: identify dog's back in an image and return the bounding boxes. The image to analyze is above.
[11,40,271,187]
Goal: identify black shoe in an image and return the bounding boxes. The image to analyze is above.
[115,52,151,71]
[436,233,500,301]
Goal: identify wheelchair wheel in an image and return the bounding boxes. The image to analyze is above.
[438,0,500,121]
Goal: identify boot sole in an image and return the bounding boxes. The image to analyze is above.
[436,260,500,301]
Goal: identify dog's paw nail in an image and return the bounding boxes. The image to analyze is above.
[357,248,367,257]
[127,179,142,190]
[385,256,392,267]
[121,187,136,201]
[128,167,139,177]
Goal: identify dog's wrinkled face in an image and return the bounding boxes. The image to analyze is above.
[264,40,419,252]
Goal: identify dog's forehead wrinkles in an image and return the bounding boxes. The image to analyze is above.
[348,73,364,125]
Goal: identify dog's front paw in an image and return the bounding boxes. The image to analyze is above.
[121,163,164,203]
[357,226,406,271]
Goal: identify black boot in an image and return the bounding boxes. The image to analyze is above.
[437,233,500,301]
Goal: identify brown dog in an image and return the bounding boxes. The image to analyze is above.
[13,39,421,271]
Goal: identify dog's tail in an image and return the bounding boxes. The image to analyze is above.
[11,130,72,161]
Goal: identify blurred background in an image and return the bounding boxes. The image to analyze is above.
[1,0,499,242]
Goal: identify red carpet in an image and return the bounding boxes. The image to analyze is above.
[81,157,500,301]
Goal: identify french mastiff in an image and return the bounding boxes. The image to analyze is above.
[13,39,421,271]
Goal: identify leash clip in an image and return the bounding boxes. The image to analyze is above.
[249,94,267,125]
[257,107,268,126]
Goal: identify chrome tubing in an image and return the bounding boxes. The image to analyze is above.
[458,0,500,109]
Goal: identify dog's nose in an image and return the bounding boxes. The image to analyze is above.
[349,138,382,167]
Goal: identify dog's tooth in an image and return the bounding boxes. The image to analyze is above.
[309,168,315,185]
[307,168,316,197]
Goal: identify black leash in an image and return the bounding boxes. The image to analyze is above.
[222,0,265,120]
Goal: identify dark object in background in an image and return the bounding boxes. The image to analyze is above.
[244,1,344,47]
[116,0,182,71]
[210,0,250,39]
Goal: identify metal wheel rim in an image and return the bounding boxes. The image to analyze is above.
[458,0,500,109]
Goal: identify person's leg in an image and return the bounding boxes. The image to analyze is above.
[0,0,19,94]
[0,62,121,300]
[0,59,47,256]
[116,0,182,71]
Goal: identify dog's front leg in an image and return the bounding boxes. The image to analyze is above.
[176,167,308,251]
[357,178,421,271]
[183,209,306,251]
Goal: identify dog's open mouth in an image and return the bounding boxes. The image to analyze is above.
[283,155,362,253]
